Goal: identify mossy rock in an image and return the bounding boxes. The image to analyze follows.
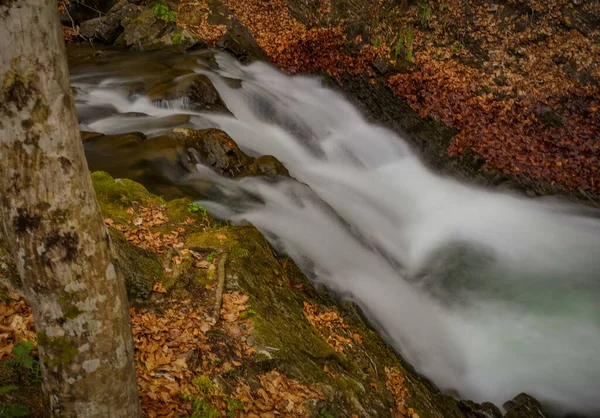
[91,171,165,221]
[84,129,290,200]
[117,8,204,52]
[109,229,164,303]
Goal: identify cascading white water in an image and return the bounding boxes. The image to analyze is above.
[71,49,600,416]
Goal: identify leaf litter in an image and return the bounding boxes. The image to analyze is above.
[0,202,414,416]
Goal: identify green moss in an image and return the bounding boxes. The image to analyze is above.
[109,229,164,302]
[192,375,216,395]
[152,3,177,23]
[91,171,164,221]
[36,334,77,367]
[58,293,83,320]
[62,306,83,320]
[171,33,183,46]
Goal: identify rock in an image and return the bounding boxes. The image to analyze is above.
[83,128,289,199]
[286,0,320,26]
[458,399,503,418]
[561,1,600,40]
[216,17,268,62]
[80,17,122,43]
[61,0,116,24]
[80,131,104,141]
[166,128,251,177]
[179,0,231,27]
[188,75,228,112]
[503,393,548,418]
[246,155,290,177]
[79,2,142,44]
[117,8,205,51]
[109,229,165,303]
[373,56,391,75]
[147,74,228,112]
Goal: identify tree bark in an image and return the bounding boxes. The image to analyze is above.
[0,0,142,416]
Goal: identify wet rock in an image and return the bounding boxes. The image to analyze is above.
[503,393,548,418]
[246,155,290,177]
[165,128,251,177]
[188,75,228,112]
[79,2,141,44]
[82,128,289,199]
[147,74,228,112]
[80,131,104,141]
[216,16,268,62]
[117,8,205,51]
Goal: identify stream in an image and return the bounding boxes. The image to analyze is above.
[68,46,600,417]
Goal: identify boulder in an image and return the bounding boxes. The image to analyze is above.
[216,16,268,62]
[116,8,204,51]
[246,155,290,177]
[79,2,141,44]
[109,228,165,303]
[146,74,228,112]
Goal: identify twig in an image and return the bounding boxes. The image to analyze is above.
[212,252,228,324]
[366,352,378,378]
[61,0,77,32]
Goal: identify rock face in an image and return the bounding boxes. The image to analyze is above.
[503,393,548,418]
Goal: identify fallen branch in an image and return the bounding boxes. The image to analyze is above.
[212,252,228,324]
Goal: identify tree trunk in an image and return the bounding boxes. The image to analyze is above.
[0,1,142,416]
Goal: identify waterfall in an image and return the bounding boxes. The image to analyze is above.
[72,49,600,416]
